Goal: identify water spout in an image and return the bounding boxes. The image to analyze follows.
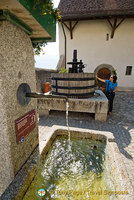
[17,83,68,106]
[26,92,68,100]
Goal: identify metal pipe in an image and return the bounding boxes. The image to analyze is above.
[26,92,68,100]
[17,83,68,106]
[61,22,66,69]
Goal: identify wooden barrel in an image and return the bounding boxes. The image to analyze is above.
[51,73,95,98]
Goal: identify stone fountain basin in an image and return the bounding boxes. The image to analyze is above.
[1,126,132,200]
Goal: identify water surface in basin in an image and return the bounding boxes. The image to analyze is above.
[23,136,116,200]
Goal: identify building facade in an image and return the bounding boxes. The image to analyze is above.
[58,0,134,90]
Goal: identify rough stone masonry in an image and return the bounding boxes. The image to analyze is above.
[0,21,38,195]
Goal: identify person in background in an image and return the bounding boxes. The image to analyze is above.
[96,75,117,115]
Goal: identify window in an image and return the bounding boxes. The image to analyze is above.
[125,66,132,75]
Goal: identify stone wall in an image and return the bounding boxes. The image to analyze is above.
[0,21,38,195]
[35,68,57,92]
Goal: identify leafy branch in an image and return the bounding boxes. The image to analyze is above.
[59,67,68,73]
[32,42,46,55]
[33,0,61,21]
[32,0,61,55]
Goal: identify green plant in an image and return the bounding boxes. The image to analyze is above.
[32,42,46,55]
[32,0,61,55]
[59,68,68,74]
[33,0,61,21]
[112,69,117,77]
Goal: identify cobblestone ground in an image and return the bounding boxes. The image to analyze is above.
[39,91,134,198]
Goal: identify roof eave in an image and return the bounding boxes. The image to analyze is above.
[61,14,134,22]
[18,0,56,41]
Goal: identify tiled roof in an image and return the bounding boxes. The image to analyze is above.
[58,0,134,20]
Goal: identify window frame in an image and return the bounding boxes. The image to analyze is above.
[125,66,132,76]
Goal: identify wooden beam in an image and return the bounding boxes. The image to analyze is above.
[69,21,73,39]
[107,17,125,38]
[62,22,70,31]
[62,21,79,39]
[115,18,125,29]
[111,18,117,38]
[107,18,113,28]
[72,21,78,30]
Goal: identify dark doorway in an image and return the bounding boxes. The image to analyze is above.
[97,68,111,88]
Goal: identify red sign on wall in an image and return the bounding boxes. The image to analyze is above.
[15,109,36,143]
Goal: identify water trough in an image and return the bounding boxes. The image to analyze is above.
[1,126,132,200]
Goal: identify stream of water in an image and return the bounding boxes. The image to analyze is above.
[66,100,71,151]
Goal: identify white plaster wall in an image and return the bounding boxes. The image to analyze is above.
[59,19,134,89]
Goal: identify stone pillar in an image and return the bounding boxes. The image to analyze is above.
[0,21,38,195]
